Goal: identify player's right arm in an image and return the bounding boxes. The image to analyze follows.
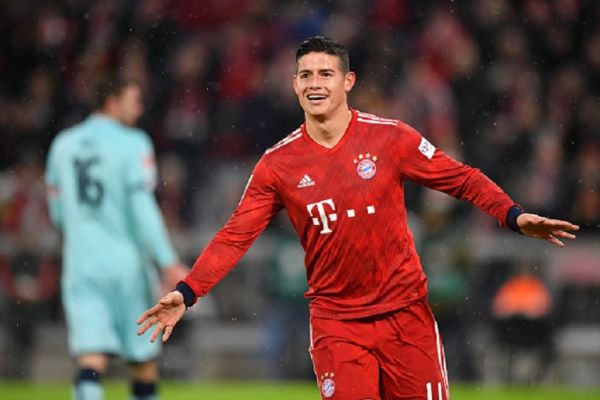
[137,154,283,341]
[180,155,283,301]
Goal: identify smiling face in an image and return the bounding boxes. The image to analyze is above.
[293,52,355,120]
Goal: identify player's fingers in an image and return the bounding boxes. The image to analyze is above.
[137,317,158,336]
[541,219,579,231]
[159,292,179,305]
[552,230,576,240]
[136,316,146,326]
[547,235,564,248]
[149,323,165,343]
[137,303,164,324]
[136,309,154,325]
[137,322,150,336]
[159,296,172,305]
[162,325,174,342]
[137,325,148,336]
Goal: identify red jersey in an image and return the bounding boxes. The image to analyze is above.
[184,109,516,319]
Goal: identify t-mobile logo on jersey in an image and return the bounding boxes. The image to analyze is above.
[307,199,376,234]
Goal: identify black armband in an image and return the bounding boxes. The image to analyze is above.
[175,281,197,308]
[506,205,525,234]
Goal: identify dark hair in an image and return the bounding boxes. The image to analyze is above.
[296,36,350,73]
[93,75,138,110]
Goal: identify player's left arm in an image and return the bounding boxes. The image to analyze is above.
[45,138,63,229]
[395,123,578,246]
[126,135,181,270]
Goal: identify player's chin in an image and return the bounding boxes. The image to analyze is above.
[302,103,329,118]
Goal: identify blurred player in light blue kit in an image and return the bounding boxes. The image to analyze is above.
[45,76,188,400]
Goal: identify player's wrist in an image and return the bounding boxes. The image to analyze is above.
[506,205,525,234]
[175,281,197,309]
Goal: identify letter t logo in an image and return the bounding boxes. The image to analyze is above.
[307,198,337,234]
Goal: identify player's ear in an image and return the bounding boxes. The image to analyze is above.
[292,74,299,94]
[103,95,118,114]
[344,71,356,93]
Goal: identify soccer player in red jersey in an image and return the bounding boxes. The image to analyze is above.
[138,37,579,399]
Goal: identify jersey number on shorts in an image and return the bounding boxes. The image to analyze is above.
[74,156,104,207]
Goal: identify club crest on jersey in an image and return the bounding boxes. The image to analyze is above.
[354,153,378,179]
[320,372,336,397]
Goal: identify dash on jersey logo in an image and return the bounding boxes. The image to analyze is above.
[307,198,376,234]
[353,153,378,179]
[297,174,315,188]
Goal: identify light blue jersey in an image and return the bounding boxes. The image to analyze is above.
[46,114,177,360]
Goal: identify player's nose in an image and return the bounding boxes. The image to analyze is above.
[308,76,322,89]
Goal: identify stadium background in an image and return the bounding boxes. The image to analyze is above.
[0,0,599,397]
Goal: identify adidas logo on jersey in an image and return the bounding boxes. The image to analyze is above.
[297,174,315,188]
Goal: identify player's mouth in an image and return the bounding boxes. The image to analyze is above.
[306,94,328,105]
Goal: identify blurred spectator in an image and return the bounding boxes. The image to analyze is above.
[491,268,554,384]
[568,141,600,229]
[160,35,211,154]
[0,154,60,378]
[0,0,596,223]
[514,128,566,216]
[0,0,598,382]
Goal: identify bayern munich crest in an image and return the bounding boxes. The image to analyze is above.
[354,153,378,179]
[320,372,336,397]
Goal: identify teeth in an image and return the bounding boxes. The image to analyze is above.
[308,95,326,100]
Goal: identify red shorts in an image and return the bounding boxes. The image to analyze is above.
[309,300,449,400]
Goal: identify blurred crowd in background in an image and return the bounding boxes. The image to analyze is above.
[0,0,599,385]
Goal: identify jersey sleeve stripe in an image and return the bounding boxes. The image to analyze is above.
[265,129,302,154]
[357,117,398,126]
[357,111,398,124]
[238,174,254,205]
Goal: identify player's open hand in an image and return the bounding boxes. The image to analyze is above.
[517,213,579,247]
[137,291,186,343]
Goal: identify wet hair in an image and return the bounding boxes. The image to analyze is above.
[295,36,350,73]
[93,75,137,110]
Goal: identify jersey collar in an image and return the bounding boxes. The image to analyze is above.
[301,108,357,153]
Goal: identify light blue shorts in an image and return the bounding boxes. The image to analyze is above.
[62,265,160,362]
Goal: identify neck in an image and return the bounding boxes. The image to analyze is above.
[97,108,116,120]
[305,106,352,149]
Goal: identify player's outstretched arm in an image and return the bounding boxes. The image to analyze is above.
[137,291,186,343]
[517,213,579,247]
